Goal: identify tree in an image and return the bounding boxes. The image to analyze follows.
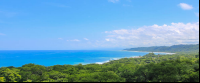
[77,71,125,82]
[0,68,21,82]
[19,63,47,82]
[48,70,68,82]
[0,77,5,82]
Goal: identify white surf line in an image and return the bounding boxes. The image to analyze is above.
[95,50,176,65]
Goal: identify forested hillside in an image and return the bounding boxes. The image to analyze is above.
[0,52,199,82]
[124,44,199,53]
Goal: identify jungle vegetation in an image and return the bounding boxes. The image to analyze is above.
[0,44,199,82]
[124,44,199,53]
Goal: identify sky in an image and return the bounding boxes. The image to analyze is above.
[0,0,199,50]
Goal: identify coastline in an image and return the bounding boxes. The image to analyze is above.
[95,50,176,65]
[95,50,176,64]
[122,50,176,55]
[95,56,142,65]
[95,55,143,65]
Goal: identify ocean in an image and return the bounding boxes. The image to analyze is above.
[0,50,167,67]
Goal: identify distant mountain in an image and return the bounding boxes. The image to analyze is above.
[124,44,199,53]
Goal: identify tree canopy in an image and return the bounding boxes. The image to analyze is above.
[0,52,199,82]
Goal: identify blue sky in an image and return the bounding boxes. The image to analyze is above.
[0,0,199,50]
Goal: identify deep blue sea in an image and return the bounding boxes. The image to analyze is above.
[0,50,167,67]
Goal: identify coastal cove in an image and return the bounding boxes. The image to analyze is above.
[0,50,172,67]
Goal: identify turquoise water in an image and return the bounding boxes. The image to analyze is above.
[0,50,166,67]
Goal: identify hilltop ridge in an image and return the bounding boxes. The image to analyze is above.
[124,44,199,53]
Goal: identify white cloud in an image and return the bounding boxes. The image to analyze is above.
[108,0,119,3]
[84,38,89,40]
[58,38,63,40]
[105,38,116,42]
[179,3,193,10]
[105,39,110,41]
[195,12,199,17]
[67,39,80,42]
[104,22,199,47]
[72,39,80,42]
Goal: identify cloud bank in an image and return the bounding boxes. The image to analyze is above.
[104,22,199,48]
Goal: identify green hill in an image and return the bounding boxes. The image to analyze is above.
[124,44,199,53]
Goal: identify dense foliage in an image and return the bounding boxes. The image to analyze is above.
[124,44,199,53]
[0,52,199,82]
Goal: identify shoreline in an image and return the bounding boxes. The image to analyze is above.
[122,50,176,55]
[94,56,142,65]
[95,50,176,65]
[95,56,143,65]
